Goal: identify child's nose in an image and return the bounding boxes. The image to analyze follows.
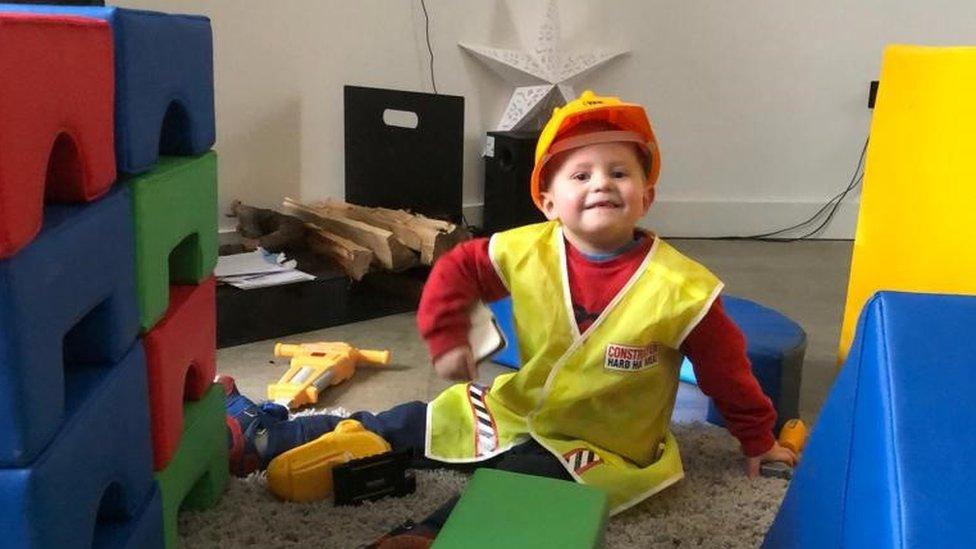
[590,172,613,190]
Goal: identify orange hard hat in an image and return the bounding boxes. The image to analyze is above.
[530,90,660,211]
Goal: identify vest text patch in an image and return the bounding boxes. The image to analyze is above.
[604,343,659,371]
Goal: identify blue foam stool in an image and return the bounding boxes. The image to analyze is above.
[764,292,976,548]
[705,296,805,431]
[0,185,140,466]
[0,342,157,549]
[0,4,215,175]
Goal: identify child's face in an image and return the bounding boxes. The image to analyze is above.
[539,142,652,254]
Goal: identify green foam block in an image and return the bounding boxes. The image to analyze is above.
[129,153,218,331]
[432,468,609,549]
[154,383,228,549]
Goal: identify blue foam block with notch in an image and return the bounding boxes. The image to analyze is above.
[0,184,140,466]
[763,292,976,548]
[0,4,215,175]
[0,342,157,549]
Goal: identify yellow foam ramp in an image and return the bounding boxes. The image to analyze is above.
[266,419,390,502]
[840,45,976,362]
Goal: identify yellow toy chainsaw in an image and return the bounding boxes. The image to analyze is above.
[267,342,391,410]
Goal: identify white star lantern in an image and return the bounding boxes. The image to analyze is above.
[459,0,629,132]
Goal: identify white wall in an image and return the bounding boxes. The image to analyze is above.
[116,0,976,238]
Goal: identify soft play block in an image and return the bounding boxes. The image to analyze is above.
[705,296,806,431]
[0,12,115,258]
[764,292,976,548]
[0,4,215,175]
[0,185,139,465]
[145,277,217,471]
[96,485,164,549]
[130,153,218,331]
[155,384,228,549]
[433,469,608,549]
[838,46,976,362]
[0,342,156,549]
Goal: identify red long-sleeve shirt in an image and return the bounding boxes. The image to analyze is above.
[417,236,776,457]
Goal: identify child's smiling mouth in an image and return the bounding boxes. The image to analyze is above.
[585,200,621,210]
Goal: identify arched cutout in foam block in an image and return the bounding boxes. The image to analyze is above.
[0,12,115,258]
[155,384,229,549]
[0,185,139,466]
[129,153,218,331]
[0,4,215,175]
[145,278,217,471]
[0,342,156,549]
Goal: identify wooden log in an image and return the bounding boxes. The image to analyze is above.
[315,199,468,264]
[283,198,417,271]
[304,225,372,281]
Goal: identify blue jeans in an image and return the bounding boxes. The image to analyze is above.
[263,400,573,531]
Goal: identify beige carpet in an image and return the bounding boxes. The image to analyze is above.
[179,421,787,548]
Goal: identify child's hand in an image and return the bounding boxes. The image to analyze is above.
[746,441,798,479]
[433,345,478,381]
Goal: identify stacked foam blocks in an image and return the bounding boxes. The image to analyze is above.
[0,6,224,548]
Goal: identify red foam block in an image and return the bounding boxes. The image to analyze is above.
[0,14,116,258]
[144,277,217,471]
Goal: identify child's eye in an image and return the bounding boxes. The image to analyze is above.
[571,172,590,182]
[611,170,628,178]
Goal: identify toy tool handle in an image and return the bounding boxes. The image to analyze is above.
[274,343,304,358]
[778,418,808,454]
[357,349,391,365]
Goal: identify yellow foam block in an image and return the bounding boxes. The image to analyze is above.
[840,45,976,362]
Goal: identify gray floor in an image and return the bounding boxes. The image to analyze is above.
[218,238,853,426]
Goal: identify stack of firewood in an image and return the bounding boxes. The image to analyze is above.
[283,197,468,280]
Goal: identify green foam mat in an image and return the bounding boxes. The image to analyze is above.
[129,153,218,331]
[432,468,609,549]
[154,383,228,549]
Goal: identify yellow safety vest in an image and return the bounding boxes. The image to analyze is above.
[425,221,723,514]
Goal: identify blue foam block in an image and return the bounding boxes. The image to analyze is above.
[0,342,157,549]
[764,292,976,548]
[0,185,140,466]
[96,484,164,549]
[705,296,806,430]
[0,4,215,175]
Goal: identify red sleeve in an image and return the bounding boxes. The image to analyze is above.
[417,238,509,361]
[680,297,777,457]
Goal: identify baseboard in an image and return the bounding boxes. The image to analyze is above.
[462,203,484,229]
[645,199,859,239]
[461,199,858,239]
[218,228,239,246]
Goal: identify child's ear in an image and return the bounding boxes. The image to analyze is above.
[540,192,560,221]
[641,186,655,214]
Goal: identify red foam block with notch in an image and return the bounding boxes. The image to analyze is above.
[0,13,115,258]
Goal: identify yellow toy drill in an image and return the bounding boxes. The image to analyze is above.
[268,342,391,410]
[761,419,809,480]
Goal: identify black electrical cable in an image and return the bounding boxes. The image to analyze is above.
[420,0,438,94]
[713,137,869,242]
